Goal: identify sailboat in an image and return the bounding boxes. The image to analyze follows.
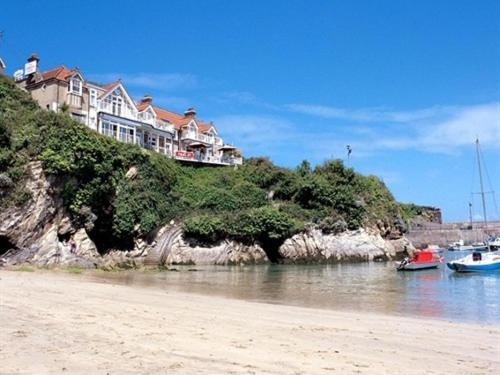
[447,139,500,272]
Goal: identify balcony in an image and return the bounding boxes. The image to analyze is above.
[98,101,136,121]
[181,131,213,144]
[174,151,242,166]
[67,93,82,108]
[154,121,175,134]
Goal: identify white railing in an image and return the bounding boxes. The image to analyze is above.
[214,137,223,146]
[154,122,175,133]
[221,156,243,165]
[98,101,136,120]
[181,131,212,144]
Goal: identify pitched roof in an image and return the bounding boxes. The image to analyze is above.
[149,105,216,133]
[40,66,78,82]
[0,58,5,69]
[152,106,185,128]
[136,101,151,112]
[96,80,121,98]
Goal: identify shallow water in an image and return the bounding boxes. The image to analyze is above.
[88,250,500,324]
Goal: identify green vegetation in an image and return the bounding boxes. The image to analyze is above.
[14,265,35,272]
[0,75,414,257]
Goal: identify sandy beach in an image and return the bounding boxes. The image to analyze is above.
[0,270,498,374]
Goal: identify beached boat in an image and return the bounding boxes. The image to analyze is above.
[397,250,442,271]
[447,251,500,272]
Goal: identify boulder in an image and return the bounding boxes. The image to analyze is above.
[279,228,411,263]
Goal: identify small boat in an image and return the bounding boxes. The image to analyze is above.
[447,251,500,272]
[447,240,488,252]
[397,250,443,271]
[487,237,500,251]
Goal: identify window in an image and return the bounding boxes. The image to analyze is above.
[90,90,97,106]
[69,77,82,95]
[71,113,85,124]
[119,127,127,143]
[101,121,113,137]
[112,96,122,116]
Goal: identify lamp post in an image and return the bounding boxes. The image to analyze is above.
[346,145,352,166]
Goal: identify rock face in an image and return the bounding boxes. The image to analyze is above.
[0,162,413,268]
[0,162,100,268]
[279,228,412,263]
[145,225,267,266]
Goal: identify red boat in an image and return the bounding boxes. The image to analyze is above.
[397,250,443,271]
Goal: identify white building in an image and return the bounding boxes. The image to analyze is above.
[16,55,242,166]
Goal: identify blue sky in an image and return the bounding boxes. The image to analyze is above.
[1,0,499,222]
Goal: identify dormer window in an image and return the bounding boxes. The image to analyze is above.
[69,77,82,95]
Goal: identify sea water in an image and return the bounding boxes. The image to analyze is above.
[89,250,500,324]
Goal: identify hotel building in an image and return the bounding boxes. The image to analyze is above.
[15,54,242,166]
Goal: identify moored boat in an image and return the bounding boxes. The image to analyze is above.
[397,250,443,271]
[447,251,500,272]
[487,236,500,251]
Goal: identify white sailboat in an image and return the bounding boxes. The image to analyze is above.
[447,139,500,272]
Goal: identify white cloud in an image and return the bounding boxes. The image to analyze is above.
[417,103,500,150]
[87,72,198,91]
[213,115,296,149]
[285,102,500,153]
[285,103,456,123]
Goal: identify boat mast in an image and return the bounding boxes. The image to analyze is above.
[475,138,488,231]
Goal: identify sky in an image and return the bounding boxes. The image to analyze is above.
[1,0,499,222]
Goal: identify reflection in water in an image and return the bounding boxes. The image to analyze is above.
[88,251,500,324]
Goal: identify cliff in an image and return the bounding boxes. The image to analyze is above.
[0,75,414,268]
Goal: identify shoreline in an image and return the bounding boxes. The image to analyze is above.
[1,270,499,374]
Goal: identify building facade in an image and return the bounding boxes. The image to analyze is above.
[15,54,242,166]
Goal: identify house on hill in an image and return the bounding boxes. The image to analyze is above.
[15,54,242,166]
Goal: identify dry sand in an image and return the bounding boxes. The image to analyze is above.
[0,270,499,374]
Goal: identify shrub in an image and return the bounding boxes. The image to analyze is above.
[183,215,226,243]
[229,207,300,243]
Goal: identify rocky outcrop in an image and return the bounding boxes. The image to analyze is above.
[0,162,413,268]
[0,162,100,268]
[0,161,60,250]
[145,225,268,266]
[278,228,413,263]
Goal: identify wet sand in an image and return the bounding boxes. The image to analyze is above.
[0,270,499,374]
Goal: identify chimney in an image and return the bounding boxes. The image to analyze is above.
[184,107,196,118]
[141,94,153,104]
[25,53,40,82]
[27,53,40,64]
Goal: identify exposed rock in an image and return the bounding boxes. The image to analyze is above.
[58,217,75,237]
[125,166,138,180]
[100,248,146,270]
[72,228,99,259]
[145,225,268,266]
[168,240,268,265]
[279,228,412,263]
[0,162,414,268]
[0,162,99,269]
[0,161,60,250]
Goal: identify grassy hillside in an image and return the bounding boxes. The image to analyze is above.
[0,75,411,255]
